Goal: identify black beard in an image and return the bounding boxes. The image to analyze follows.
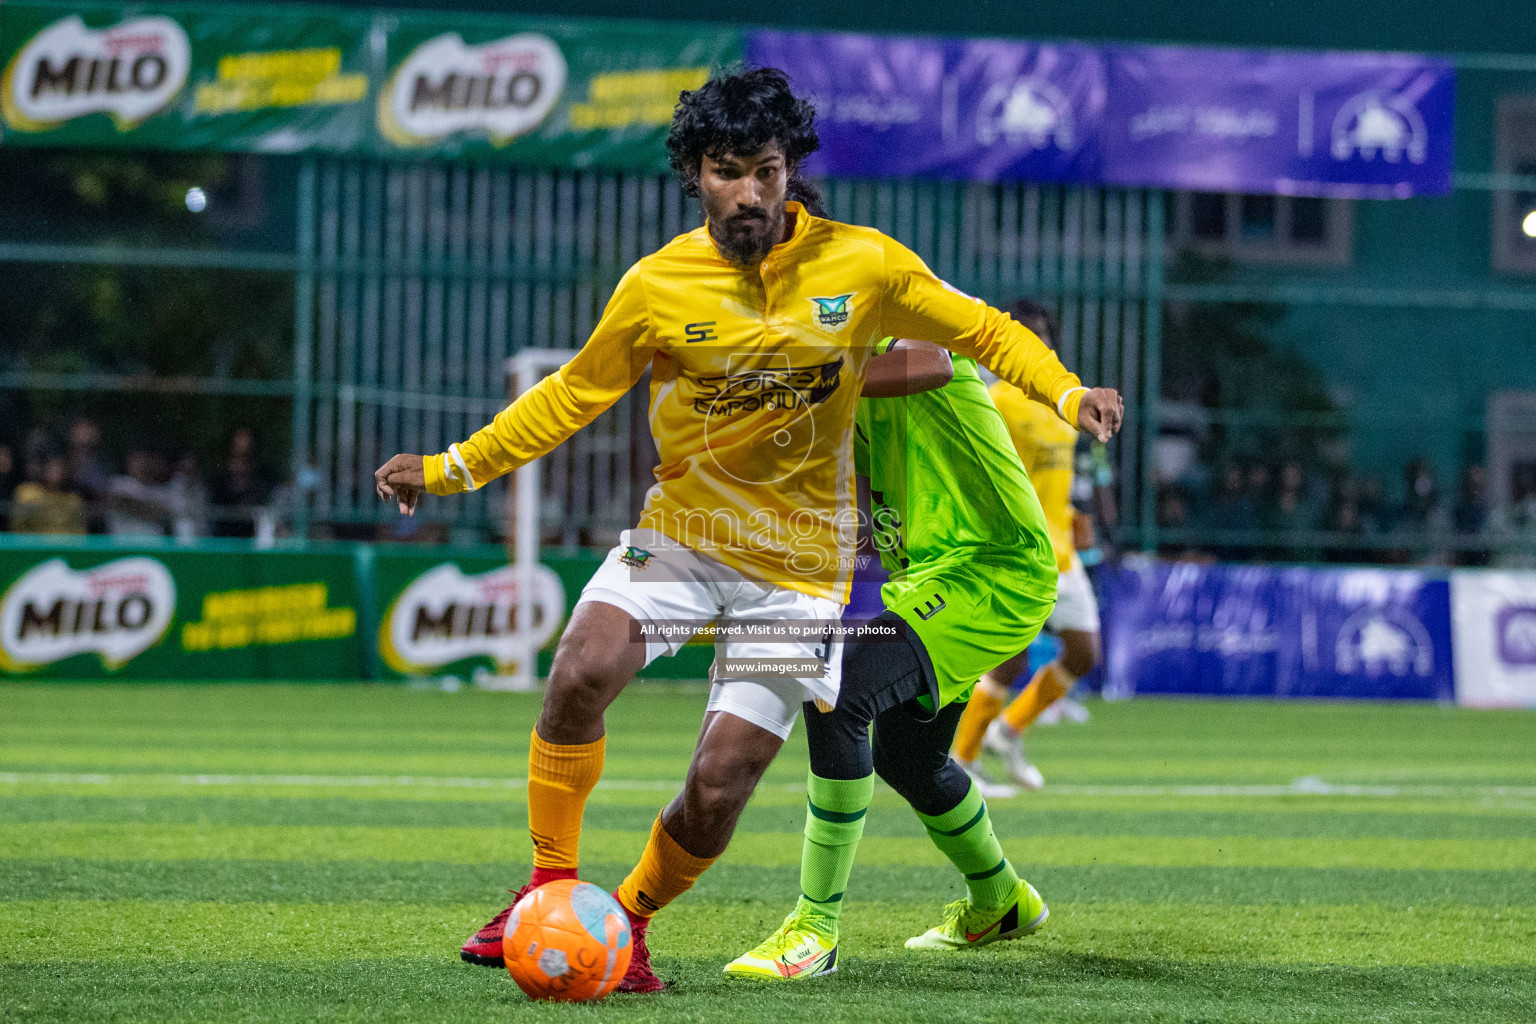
[708,207,783,268]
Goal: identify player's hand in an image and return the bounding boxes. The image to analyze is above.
[374,454,426,516]
[1076,388,1124,442]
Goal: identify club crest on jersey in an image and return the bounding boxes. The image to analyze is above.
[809,294,854,330]
[618,546,653,570]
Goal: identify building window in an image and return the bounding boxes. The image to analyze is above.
[1290,197,1328,244]
[1492,95,1536,276]
[1239,195,1276,241]
[1191,193,1227,239]
[1166,191,1354,265]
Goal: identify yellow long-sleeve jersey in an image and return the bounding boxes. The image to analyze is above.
[424,201,1086,601]
[989,380,1079,573]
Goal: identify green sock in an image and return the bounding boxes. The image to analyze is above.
[915,781,1021,909]
[797,772,874,938]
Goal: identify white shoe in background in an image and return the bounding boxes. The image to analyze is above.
[954,757,1018,799]
[982,718,1014,758]
[1057,698,1091,724]
[983,720,1045,790]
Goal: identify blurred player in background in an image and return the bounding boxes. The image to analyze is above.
[1030,435,1115,723]
[951,299,1103,792]
[376,69,1121,993]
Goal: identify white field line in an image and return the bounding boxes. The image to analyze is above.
[1,772,1535,800]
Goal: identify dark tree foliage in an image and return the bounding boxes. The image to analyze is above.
[0,150,294,466]
[1161,249,1340,469]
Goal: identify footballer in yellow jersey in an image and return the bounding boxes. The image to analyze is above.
[990,379,1079,576]
[953,299,1104,794]
[412,207,1090,605]
[374,71,1123,991]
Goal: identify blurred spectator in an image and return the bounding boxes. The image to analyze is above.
[1265,461,1319,560]
[1154,433,1202,493]
[11,455,87,535]
[1155,483,1213,561]
[167,451,210,541]
[22,426,50,468]
[1487,464,1536,569]
[1454,466,1491,566]
[1454,465,1489,533]
[67,417,110,531]
[1207,463,1254,531]
[1323,475,1366,564]
[1396,457,1452,564]
[1246,462,1272,503]
[1203,461,1259,559]
[1329,476,1360,528]
[1266,462,1318,534]
[66,417,110,497]
[1398,458,1448,532]
[1078,440,1118,564]
[1157,484,1192,532]
[0,442,18,504]
[210,427,273,539]
[107,447,175,537]
[1508,464,1536,532]
[1356,473,1389,535]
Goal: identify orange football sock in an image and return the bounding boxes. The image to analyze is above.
[1002,663,1074,733]
[527,730,605,872]
[615,815,718,919]
[952,686,1006,762]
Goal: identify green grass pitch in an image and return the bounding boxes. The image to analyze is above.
[2,683,1534,1023]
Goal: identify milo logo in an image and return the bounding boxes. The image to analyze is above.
[2,15,191,131]
[0,557,176,671]
[380,562,566,675]
[379,31,566,147]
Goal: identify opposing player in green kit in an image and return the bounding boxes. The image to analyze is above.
[725,331,1122,980]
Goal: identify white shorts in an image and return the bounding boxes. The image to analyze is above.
[1047,557,1101,634]
[576,529,844,740]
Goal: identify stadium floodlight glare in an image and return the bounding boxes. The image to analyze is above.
[1523,209,1536,238]
[185,187,207,213]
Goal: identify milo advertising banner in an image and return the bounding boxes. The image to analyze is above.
[0,541,716,682]
[0,0,375,152]
[373,13,737,166]
[368,548,711,681]
[0,544,362,678]
[0,0,741,169]
[372,550,573,681]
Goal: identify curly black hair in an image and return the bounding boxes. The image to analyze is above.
[1007,297,1058,344]
[786,177,828,218]
[666,68,819,197]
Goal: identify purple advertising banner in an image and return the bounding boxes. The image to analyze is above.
[747,30,1454,197]
[1101,45,1454,197]
[747,30,1105,183]
[1101,560,1454,700]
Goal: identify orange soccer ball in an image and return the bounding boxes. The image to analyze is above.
[503,880,633,1002]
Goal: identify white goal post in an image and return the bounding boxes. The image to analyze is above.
[483,349,581,692]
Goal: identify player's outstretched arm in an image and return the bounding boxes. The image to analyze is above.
[861,338,954,398]
[878,237,1123,440]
